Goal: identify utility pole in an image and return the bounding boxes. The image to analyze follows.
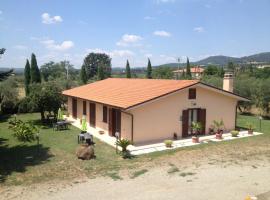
[177,57,181,70]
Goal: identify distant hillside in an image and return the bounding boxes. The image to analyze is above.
[155,52,270,67]
[0,68,24,74]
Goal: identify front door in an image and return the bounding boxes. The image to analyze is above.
[182,108,206,137]
[72,98,77,119]
[108,108,121,137]
[89,103,96,128]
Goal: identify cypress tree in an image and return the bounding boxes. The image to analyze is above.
[146,58,152,79]
[24,59,31,95]
[30,53,41,83]
[186,57,191,79]
[126,60,131,78]
[97,63,105,80]
[80,65,87,84]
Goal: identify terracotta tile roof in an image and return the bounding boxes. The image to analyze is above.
[62,78,199,109]
[173,66,205,73]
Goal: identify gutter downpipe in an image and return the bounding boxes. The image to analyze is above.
[120,110,134,143]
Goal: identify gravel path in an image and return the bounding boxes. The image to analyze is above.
[1,160,270,200]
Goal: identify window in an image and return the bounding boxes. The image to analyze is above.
[188,88,196,99]
[103,106,108,123]
[83,101,86,115]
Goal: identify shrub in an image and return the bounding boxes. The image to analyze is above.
[17,97,35,113]
[8,118,39,142]
[231,130,239,137]
[115,139,132,152]
[164,140,173,148]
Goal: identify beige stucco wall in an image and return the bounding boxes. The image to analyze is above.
[66,86,238,145]
[128,86,238,145]
[66,97,110,136]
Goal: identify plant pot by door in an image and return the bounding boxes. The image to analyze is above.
[192,136,199,143]
[215,133,222,139]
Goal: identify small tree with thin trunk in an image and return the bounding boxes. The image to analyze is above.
[24,59,31,95]
[80,65,87,84]
[126,60,131,78]
[146,58,152,79]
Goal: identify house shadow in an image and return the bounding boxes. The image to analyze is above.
[0,138,53,183]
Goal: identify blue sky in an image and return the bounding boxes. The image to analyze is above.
[1,0,270,68]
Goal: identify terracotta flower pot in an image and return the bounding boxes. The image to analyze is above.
[192,136,199,143]
[215,133,223,139]
[248,130,253,135]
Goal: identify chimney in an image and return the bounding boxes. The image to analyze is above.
[223,71,234,92]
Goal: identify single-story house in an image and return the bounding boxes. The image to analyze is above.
[62,72,248,145]
[173,66,205,79]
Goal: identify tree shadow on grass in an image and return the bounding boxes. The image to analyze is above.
[0,114,12,123]
[0,138,53,183]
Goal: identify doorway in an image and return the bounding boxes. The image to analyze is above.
[109,108,121,137]
[182,108,206,137]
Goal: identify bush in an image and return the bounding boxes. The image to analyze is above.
[8,118,39,142]
[17,97,35,113]
[231,130,239,137]
[115,139,132,152]
[164,140,173,148]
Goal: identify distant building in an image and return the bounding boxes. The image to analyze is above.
[173,66,205,79]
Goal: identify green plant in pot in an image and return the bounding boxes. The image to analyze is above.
[164,140,173,148]
[246,122,254,134]
[230,130,239,137]
[191,121,202,143]
[213,120,224,139]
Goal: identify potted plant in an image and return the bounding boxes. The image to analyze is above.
[230,130,239,137]
[99,130,105,135]
[191,122,202,143]
[246,122,254,134]
[173,132,178,140]
[213,120,224,139]
[164,140,173,148]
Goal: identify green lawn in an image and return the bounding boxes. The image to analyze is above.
[0,113,269,186]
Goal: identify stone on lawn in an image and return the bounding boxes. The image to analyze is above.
[76,144,95,160]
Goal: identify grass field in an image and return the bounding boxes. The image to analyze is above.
[0,113,269,186]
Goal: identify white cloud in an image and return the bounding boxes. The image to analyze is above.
[156,0,175,4]
[153,30,171,37]
[86,48,134,58]
[144,53,153,58]
[41,13,63,24]
[144,16,155,20]
[41,39,74,51]
[116,34,143,47]
[193,27,205,33]
[159,54,176,62]
[13,45,28,50]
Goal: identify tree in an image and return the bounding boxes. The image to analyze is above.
[227,61,235,72]
[126,60,131,78]
[152,67,173,79]
[82,53,111,79]
[24,59,31,95]
[0,78,19,114]
[97,62,105,80]
[146,58,152,79]
[0,48,13,81]
[80,65,87,84]
[30,53,41,83]
[29,82,63,121]
[186,57,191,79]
